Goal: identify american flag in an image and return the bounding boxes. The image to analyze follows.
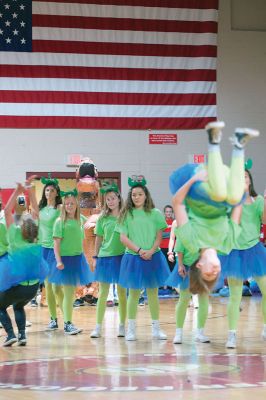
[0,0,218,130]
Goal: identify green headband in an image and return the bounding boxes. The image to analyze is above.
[41,173,59,186]
[128,175,147,187]
[100,182,119,194]
[60,189,78,198]
[245,159,253,170]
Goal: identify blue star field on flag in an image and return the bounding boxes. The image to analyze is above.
[0,0,32,51]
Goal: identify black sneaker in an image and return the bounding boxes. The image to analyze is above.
[138,296,145,306]
[205,121,225,144]
[64,322,82,335]
[73,298,85,307]
[18,332,27,346]
[88,297,98,306]
[3,334,17,347]
[231,127,260,149]
[47,318,58,331]
[30,299,38,307]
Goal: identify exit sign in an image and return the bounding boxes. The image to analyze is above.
[189,154,207,164]
[67,154,83,166]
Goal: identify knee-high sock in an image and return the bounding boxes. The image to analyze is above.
[201,145,244,205]
[255,276,266,324]
[127,289,141,320]
[52,284,64,314]
[206,144,228,202]
[226,147,245,205]
[227,278,243,330]
[96,283,110,325]
[146,288,159,320]
[46,279,57,319]
[62,285,76,323]
[176,289,191,328]
[197,293,209,329]
[117,285,127,324]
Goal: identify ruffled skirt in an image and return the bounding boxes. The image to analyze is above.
[165,263,189,290]
[219,242,266,281]
[169,163,241,217]
[42,247,56,282]
[49,254,95,286]
[0,246,49,292]
[94,255,123,284]
[118,251,170,289]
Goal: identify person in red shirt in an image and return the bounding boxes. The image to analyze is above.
[160,205,175,272]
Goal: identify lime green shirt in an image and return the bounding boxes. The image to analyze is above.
[53,217,85,256]
[116,208,167,255]
[7,223,39,286]
[175,212,240,262]
[0,213,8,256]
[38,206,61,248]
[95,215,125,257]
[236,195,264,250]
[7,224,28,253]
[174,239,197,267]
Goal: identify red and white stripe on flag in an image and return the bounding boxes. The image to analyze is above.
[0,0,219,130]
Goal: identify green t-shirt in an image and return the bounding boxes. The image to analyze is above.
[174,238,197,267]
[175,211,240,260]
[95,215,125,257]
[38,206,61,248]
[116,208,167,255]
[7,223,29,253]
[53,217,85,256]
[236,195,264,250]
[0,213,8,256]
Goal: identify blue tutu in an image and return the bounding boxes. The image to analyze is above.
[94,255,123,284]
[219,242,266,281]
[165,263,189,290]
[42,247,56,281]
[118,251,170,289]
[0,245,49,292]
[49,254,95,286]
[169,163,243,217]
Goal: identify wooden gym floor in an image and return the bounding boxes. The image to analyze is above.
[0,295,266,400]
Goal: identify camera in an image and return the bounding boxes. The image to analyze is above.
[17,196,26,206]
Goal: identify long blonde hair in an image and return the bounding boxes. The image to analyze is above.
[60,195,81,224]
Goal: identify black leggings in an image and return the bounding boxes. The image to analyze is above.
[0,283,39,335]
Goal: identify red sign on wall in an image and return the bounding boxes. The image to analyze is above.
[193,154,207,163]
[149,133,178,145]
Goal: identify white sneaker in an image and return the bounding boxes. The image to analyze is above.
[152,329,167,340]
[152,321,167,340]
[205,121,225,144]
[231,127,260,149]
[173,328,183,344]
[90,327,101,338]
[261,326,266,341]
[117,324,125,337]
[195,329,210,343]
[26,320,32,327]
[226,331,237,348]
[126,320,137,341]
[192,294,199,309]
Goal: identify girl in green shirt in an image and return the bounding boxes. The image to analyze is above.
[50,190,94,335]
[90,183,126,339]
[0,180,48,347]
[219,168,266,348]
[171,122,259,295]
[117,176,170,341]
[38,177,63,331]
